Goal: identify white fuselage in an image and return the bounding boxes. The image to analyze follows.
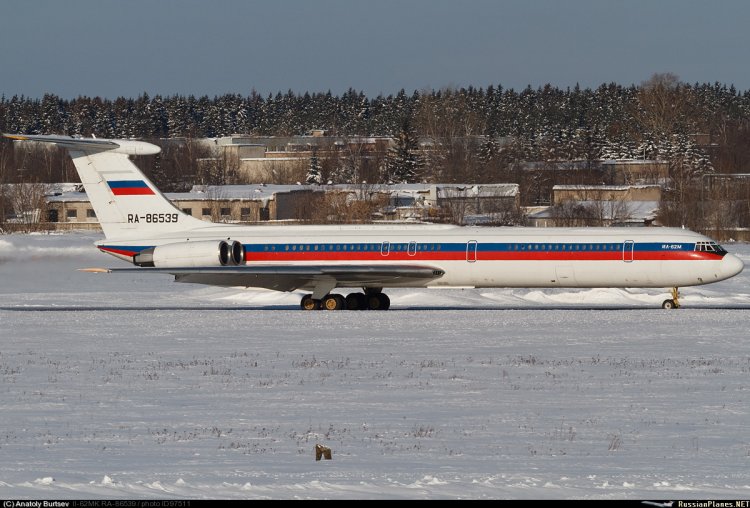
[97,224,744,290]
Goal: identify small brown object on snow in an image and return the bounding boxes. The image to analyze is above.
[315,444,332,461]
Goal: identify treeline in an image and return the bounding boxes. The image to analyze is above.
[1,74,749,163]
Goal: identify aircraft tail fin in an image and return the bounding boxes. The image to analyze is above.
[4,134,206,239]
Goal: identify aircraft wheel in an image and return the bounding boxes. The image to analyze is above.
[661,299,677,309]
[367,292,391,310]
[379,293,391,310]
[301,294,320,310]
[346,292,367,310]
[322,294,344,311]
[334,294,346,309]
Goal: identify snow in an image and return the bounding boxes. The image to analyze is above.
[1,232,750,499]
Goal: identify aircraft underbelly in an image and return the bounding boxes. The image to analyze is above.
[432,260,703,288]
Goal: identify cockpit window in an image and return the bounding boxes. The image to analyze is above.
[713,243,728,255]
[695,241,728,255]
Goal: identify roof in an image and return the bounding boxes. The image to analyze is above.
[436,184,518,198]
[553,184,662,191]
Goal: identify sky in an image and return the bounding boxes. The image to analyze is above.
[2,0,750,100]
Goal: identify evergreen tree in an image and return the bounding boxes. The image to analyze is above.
[305,150,322,185]
[478,134,500,167]
[383,118,422,183]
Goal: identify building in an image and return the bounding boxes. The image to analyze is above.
[43,183,521,229]
[45,184,326,229]
[526,185,661,227]
[600,159,669,185]
[515,159,669,206]
[194,135,394,184]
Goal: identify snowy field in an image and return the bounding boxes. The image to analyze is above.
[1,232,749,500]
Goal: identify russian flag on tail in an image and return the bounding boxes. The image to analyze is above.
[107,180,155,195]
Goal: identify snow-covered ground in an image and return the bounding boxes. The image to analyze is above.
[1,232,749,499]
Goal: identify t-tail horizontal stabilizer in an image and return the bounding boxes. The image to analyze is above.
[3,133,206,238]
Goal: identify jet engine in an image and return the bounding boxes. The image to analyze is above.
[133,240,245,268]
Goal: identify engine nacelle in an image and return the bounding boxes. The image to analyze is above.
[134,240,245,268]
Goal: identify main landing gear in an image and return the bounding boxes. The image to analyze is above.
[661,287,681,309]
[300,289,391,311]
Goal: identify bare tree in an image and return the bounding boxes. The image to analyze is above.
[415,88,485,182]
[194,185,228,223]
[438,187,471,225]
[4,182,50,232]
[585,198,633,226]
[634,72,688,137]
[549,199,596,227]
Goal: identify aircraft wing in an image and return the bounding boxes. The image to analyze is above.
[101,264,446,292]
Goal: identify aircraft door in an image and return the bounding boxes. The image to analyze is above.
[466,240,478,262]
[408,241,417,256]
[623,240,634,262]
[381,241,390,256]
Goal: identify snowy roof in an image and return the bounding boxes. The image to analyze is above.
[46,191,89,203]
[2,182,81,198]
[179,184,317,201]
[436,184,518,198]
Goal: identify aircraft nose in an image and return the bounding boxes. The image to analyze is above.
[722,253,744,279]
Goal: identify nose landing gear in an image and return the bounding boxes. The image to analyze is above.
[661,287,681,309]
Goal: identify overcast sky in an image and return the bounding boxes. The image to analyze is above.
[2,0,749,99]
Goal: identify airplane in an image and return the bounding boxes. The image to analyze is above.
[3,133,744,310]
